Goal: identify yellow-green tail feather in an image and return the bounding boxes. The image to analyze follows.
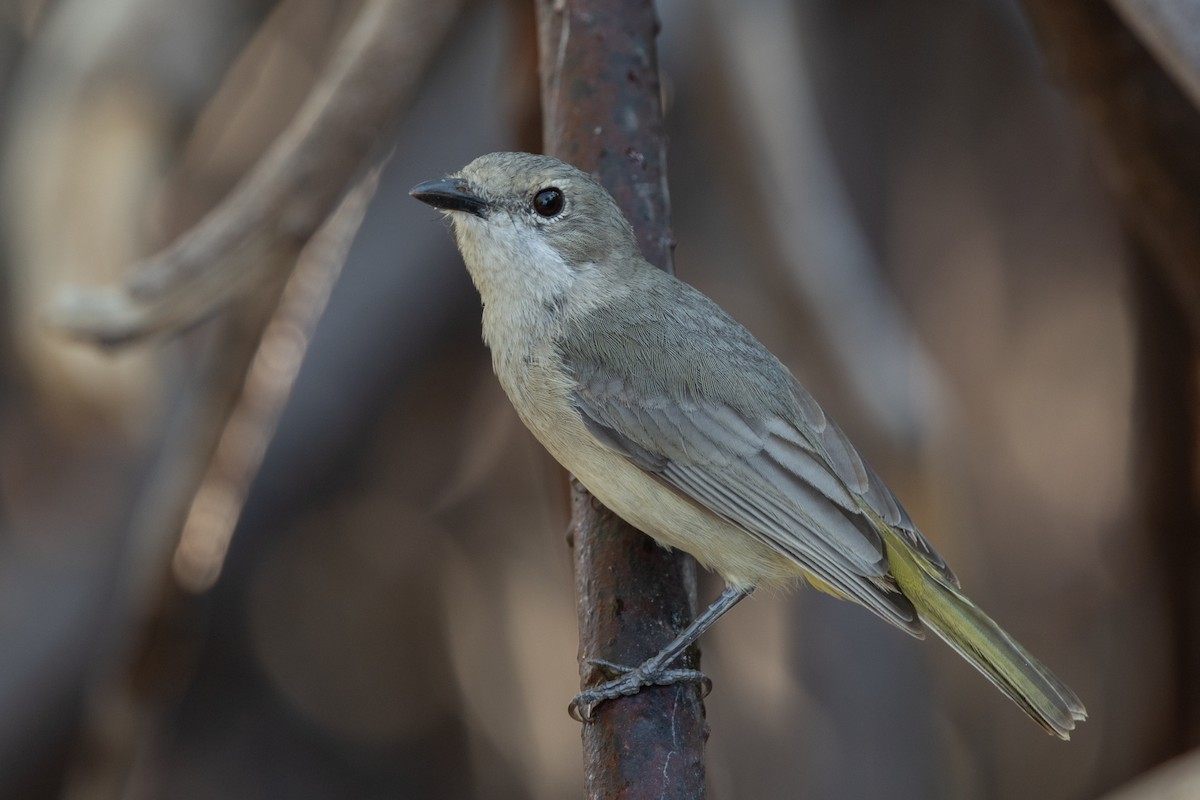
[881,528,1087,740]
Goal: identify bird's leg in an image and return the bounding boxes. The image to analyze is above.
[569,585,752,721]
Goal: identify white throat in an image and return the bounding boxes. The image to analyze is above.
[450,212,577,355]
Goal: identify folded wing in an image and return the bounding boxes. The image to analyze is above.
[561,276,956,635]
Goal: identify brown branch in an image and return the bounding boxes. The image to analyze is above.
[535,2,707,798]
[51,0,465,346]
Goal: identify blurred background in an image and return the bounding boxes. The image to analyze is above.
[0,0,1193,797]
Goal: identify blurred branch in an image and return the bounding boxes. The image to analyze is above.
[1021,1,1200,334]
[171,165,381,594]
[701,0,948,449]
[5,0,277,123]
[1,0,282,422]
[536,1,707,797]
[57,1,469,796]
[52,0,466,346]
[1108,0,1200,112]
[63,167,383,800]
[1019,0,1200,748]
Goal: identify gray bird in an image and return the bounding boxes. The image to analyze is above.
[410,152,1086,739]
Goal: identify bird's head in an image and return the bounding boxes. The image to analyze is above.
[410,152,641,309]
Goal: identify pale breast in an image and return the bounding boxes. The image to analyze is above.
[490,340,798,590]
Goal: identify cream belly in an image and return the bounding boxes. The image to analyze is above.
[504,355,799,591]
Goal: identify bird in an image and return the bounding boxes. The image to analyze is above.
[410,151,1087,739]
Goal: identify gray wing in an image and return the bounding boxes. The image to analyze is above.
[560,275,956,633]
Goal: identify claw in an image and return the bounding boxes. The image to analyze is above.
[569,663,712,722]
[566,587,750,723]
[568,696,594,723]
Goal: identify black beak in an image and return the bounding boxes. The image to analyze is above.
[409,178,489,217]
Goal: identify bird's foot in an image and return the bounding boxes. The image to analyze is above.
[568,658,712,722]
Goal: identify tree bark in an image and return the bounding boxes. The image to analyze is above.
[534,1,708,797]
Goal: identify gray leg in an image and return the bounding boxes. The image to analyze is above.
[570,585,752,721]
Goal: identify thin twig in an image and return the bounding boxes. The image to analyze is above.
[51,0,465,345]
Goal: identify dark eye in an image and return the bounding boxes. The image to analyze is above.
[533,187,564,217]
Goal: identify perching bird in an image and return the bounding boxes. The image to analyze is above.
[410,152,1086,739]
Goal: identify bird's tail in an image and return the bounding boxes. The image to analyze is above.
[881,528,1087,740]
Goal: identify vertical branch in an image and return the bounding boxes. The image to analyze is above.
[536,1,675,269]
[534,2,707,798]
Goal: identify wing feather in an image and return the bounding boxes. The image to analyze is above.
[559,273,955,619]
[658,460,917,630]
